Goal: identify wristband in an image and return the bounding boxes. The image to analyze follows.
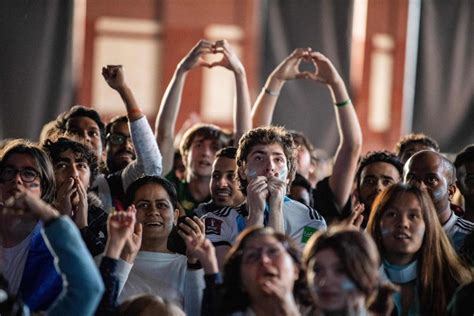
[335,99,351,107]
[263,88,279,97]
[187,260,202,270]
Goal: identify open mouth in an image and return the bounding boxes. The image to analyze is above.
[393,232,411,240]
[198,161,212,168]
[145,221,163,227]
[215,189,231,197]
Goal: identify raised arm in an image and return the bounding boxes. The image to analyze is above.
[309,52,362,209]
[251,48,311,127]
[155,40,214,175]
[2,192,104,316]
[212,40,252,143]
[103,65,162,189]
[102,65,143,122]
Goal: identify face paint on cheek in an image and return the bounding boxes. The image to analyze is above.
[430,188,444,202]
[278,165,288,181]
[381,228,393,237]
[341,278,356,292]
[247,169,257,179]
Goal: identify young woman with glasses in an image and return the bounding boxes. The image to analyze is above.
[0,139,62,311]
[194,226,312,316]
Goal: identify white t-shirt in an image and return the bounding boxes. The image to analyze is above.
[202,197,327,248]
[0,230,33,294]
[118,251,204,316]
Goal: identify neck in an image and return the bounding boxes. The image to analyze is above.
[140,236,171,253]
[187,175,210,201]
[437,203,452,225]
[384,254,416,266]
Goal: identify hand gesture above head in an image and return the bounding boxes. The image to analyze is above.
[178,40,215,72]
[307,52,343,86]
[271,47,312,81]
[208,39,245,75]
[102,65,127,91]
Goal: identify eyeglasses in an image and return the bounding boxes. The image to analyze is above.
[0,167,39,183]
[240,245,285,264]
[107,133,131,145]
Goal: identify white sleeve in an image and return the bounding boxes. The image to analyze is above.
[121,116,163,191]
[183,268,205,316]
[202,213,237,247]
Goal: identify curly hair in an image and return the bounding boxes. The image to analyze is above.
[236,126,297,194]
[454,144,474,170]
[42,137,99,187]
[55,105,106,145]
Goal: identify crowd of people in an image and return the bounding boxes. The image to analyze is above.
[0,39,473,315]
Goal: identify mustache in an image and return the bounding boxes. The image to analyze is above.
[115,149,136,158]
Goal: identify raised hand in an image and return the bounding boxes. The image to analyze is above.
[105,206,139,260]
[120,209,143,263]
[1,191,60,222]
[307,52,343,86]
[209,39,245,75]
[54,178,76,217]
[102,65,127,91]
[177,40,214,73]
[187,238,218,274]
[271,48,312,81]
[177,216,206,264]
[72,176,88,228]
[266,176,287,207]
[246,176,269,213]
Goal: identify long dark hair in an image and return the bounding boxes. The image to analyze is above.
[367,183,473,315]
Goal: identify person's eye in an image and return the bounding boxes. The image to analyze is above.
[89,130,99,138]
[267,246,282,258]
[23,169,38,178]
[136,202,150,209]
[382,179,394,186]
[254,155,262,161]
[212,173,220,180]
[156,202,169,209]
[363,178,375,185]
[426,176,438,185]
[226,174,234,181]
[77,163,89,170]
[385,210,397,218]
[55,162,68,169]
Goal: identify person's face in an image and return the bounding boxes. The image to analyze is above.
[240,234,298,300]
[380,192,425,265]
[186,135,221,178]
[53,149,91,190]
[241,143,289,182]
[134,183,178,239]
[358,162,401,211]
[106,121,136,173]
[400,143,435,164]
[294,138,311,178]
[456,161,474,207]
[308,248,359,312]
[0,153,42,201]
[210,156,243,207]
[404,152,452,213]
[66,116,103,160]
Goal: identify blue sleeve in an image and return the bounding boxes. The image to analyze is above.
[42,216,105,316]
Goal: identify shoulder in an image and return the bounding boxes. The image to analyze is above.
[283,197,325,221]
